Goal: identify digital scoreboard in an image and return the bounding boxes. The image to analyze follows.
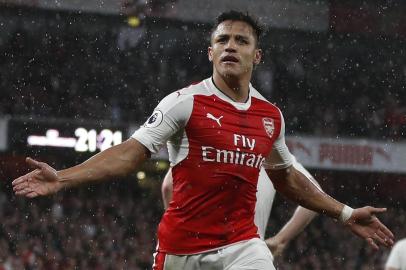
[27,127,123,152]
[8,118,127,155]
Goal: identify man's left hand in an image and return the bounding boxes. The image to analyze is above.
[345,206,394,250]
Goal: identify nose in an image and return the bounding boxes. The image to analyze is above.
[225,39,237,52]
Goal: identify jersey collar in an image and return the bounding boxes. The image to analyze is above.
[204,77,252,111]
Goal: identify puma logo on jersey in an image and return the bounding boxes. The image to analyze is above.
[206,113,223,127]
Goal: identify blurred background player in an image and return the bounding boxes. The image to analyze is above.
[161,156,319,259]
[385,238,406,270]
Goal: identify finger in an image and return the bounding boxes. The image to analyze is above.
[12,170,40,186]
[376,220,395,240]
[12,175,29,186]
[376,230,393,247]
[372,231,389,247]
[366,237,379,251]
[13,174,37,191]
[26,191,39,198]
[15,186,32,196]
[12,177,27,189]
[368,207,387,214]
[15,179,42,197]
[13,182,28,192]
[15,177,36,194]
[26,157,43,170]
[13,177,33,191]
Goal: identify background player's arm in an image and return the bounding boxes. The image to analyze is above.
[162,168,173,209]
[265,161,319,257]
[13,138,149,198]
[266,206,317,257]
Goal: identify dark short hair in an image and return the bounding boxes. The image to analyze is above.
[211,10,263,46]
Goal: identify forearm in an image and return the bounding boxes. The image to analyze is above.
[161,169,173,209]
[275,206,317,243]
[268,166,345,219]
[162,187,172,209]
[58,139,149,189]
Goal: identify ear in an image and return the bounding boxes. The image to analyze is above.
[208,46,213,62]
[253,48,262,65]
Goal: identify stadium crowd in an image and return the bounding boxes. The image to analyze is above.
[0,6,405,270]
[0,180,162,270]
[0,7,405,141]
[0,172,404,270]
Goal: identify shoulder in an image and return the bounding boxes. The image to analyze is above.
[394,238,406,250]
[250,86,283,114]
[156,80,209,113]
[176,79,211,97]
[147,79,213,126]
[159,80,210,108]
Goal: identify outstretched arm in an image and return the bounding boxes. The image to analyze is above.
[267,166,394,250]
[12,138,149,198]
[161,168,173,209]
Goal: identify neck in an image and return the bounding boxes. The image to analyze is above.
[212,71,250,102]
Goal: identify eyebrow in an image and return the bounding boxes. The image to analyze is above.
[215,34,251,41]
[216,34,229,40]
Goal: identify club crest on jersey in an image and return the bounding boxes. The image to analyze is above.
[145,110,163,128]
[262,118,275,138]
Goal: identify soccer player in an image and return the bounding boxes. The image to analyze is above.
[385,238,406,270]
[12,10,394,270]
[161,158,319,259]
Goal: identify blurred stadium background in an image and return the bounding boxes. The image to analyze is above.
[0,0,405,269]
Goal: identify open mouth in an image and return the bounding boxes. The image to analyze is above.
[221,55,239,63]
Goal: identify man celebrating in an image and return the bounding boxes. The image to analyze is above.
[13,11,394,270]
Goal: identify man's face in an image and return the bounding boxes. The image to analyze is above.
[208,20,262,80]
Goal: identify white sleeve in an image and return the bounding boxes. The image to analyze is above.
[263,110,294,170]
[254,168,276,240]
[131,92,193,154]
[385,242,402,269]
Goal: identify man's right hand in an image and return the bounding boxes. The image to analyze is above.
[12,157,62,198]
[265,236,287,258]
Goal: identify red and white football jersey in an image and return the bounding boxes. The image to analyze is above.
[132,78,293,254]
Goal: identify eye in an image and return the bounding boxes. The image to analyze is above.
[217,37,227,44]
[236,37,249,44]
